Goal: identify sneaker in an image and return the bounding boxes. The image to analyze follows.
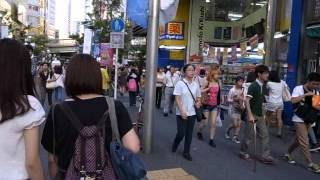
[239,152,252,161]
[283,154,296,164]
[209,139,216,148]
[197,132,204,141]
[308,163,320,173]
[183,153,193,161]
[260,156,275,165]
[309,144,320,152]
[225,130,231,139]
[163,113,168,117]
[169,110,173,114]
[232,136,240,144]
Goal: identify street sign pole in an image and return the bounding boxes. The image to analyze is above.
[111,19,125,100]
[144,0,160,154]
[114,48,119,99]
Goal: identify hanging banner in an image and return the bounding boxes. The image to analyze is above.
[231,46,237,61]
[100,43,114,67]
[223,48,228,60]
[249,34,259,49]
[83,28,93,54]
[240,42,247,57]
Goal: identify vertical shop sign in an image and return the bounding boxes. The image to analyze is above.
[198,4,205,56]
[223,48,228,61]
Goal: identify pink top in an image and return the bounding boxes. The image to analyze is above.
[207,85,219,106]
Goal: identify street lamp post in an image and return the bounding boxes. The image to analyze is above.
[143,0,160,154]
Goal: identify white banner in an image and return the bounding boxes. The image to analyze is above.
[0,25,9,39]
[83,28,93,54]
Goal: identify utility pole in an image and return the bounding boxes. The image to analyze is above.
[143,0,160,153]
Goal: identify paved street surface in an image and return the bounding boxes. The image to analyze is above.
[40,94,320,180]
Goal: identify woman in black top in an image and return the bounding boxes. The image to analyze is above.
[41,54,140,179]
[39,62,54,106]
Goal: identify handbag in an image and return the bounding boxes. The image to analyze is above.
[46,75,60,89]
[182,80,205,122]
[282,82,291,102]
[295,89,319,124]
[106,97,147,180]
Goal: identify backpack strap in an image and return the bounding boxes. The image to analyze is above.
[105,97,121,142]
[60,102,84,132]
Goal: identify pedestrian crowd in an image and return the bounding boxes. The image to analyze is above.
[155,63,320,173]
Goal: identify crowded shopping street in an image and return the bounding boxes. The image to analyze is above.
[1,0,320,180]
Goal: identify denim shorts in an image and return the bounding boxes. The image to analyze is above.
[203,105,218,112]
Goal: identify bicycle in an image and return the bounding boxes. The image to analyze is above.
[132,94,144,137]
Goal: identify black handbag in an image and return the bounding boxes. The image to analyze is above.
[295,102,318,124]
[182,80,205,122]
[106,97,147,180]
[295,88,319,124]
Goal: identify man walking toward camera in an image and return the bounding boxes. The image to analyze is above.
[239,65,275,164]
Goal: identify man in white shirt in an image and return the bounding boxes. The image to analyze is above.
[163,66,177,116]
[284,72,320,173]
[51,57,61,69]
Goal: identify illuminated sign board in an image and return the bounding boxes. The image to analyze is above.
[160,22,184,40]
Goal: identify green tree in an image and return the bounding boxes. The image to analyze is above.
[30,34,49,56]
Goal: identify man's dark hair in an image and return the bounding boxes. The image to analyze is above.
[0,39,34,123]
[65,54,103,97]
[25,44,33,52]
[235,76,244,82]
[255,65,269,76]
[307,72,320,82]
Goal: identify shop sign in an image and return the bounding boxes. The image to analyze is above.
[240,42,247,57]
[160,22,184,40]
[170,50,185,60]
[198,5,205,55]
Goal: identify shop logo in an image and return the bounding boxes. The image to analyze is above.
[160,22,184,40]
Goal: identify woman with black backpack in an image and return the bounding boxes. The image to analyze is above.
[41,54,140,179]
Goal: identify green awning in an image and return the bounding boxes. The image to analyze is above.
[306,24,320,38]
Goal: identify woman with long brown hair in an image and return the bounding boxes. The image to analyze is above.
[197,69,221,148]
[0,39,45,180]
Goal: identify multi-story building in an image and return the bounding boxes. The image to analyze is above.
[69,0,85,35]
[55,0,71,39]
[45,0,56,39]
[17,0,41,29]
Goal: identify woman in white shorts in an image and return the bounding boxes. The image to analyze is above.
[266,71,285,138]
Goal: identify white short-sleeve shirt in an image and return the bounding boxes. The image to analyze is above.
[291,85,304,123]
[0,96,45,179]
[173,79,201,116]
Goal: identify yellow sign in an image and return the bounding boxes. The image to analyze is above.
[160,0,189,46]
[168,22,184,35]
[170,50,185,60]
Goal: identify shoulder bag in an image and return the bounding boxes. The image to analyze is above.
[106,97,147,180]
[182,80,205,122]
[282,82,291,102]
[295,88,319,124]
